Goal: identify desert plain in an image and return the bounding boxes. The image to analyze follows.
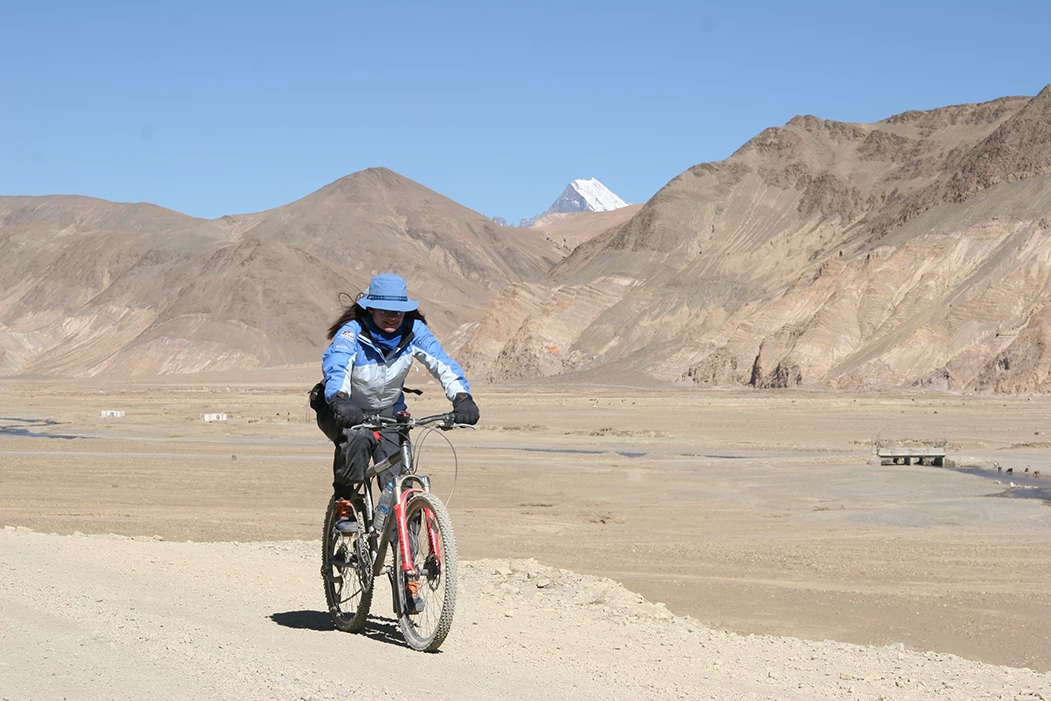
[2,370,1051,700]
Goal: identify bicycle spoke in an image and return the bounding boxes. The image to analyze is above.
[322,496,374,632]
[319,415,465,649]
[397,492,457,651]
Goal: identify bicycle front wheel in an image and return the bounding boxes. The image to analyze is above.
[396,491,458,651]
[322,495,373,632]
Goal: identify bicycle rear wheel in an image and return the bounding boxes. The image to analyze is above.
[396,491,458,651]
[322,495,373,632]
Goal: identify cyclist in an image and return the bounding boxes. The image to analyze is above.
[313,273,480,534]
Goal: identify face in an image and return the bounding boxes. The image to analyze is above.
[371,308,405,333]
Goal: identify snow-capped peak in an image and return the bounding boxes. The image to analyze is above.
[547,178,630,214]
[516,178,631,227]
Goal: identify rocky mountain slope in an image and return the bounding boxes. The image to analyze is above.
[8,87,1051,389]
[0,169,562,376]
[461,86,1051,392]
[527,205,644,254]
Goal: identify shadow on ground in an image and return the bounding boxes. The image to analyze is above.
[269,610,424,650]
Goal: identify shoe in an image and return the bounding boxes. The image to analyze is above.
[404,579,425,614]
[335,517,358,534]
[334,499,358,534]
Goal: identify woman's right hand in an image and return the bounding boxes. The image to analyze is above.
[330,392,365,427]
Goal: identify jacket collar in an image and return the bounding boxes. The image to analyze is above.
[358,320,415,359]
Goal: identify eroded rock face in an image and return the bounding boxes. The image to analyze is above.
[466,88,1051,392]
[7,90,1051,389]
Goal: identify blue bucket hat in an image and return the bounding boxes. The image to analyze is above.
[357,274,419,313]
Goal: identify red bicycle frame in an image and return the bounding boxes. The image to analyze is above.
[394,488,443,577]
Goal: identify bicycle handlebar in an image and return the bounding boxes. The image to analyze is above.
[350,413,473,431]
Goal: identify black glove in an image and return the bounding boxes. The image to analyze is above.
[451,392,480,425]
[330,392,364,428]
[308,381,326,411]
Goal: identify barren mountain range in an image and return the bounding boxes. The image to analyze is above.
[4,86,1051,390]
[0,169,560,376]
[462,85,1051,392]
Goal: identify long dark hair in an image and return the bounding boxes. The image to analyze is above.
[326,293,428,340]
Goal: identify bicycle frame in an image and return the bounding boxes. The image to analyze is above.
[359,419,441,581]
[324,411,464,649]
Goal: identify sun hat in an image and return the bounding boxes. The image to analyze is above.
[357,273,419,313]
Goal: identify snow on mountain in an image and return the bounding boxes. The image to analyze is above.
[519,178,630,227]
[550,178,630,214]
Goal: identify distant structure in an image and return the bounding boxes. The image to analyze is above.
[873,438,946,466]
[100,410,125,418]
[200,413,227,422]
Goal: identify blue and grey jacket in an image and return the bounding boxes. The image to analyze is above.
[322,318,470,414]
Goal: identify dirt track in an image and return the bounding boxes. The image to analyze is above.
[2,530,1049,701]
[2,377,1051,698]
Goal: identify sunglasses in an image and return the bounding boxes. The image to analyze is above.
[374,309,405,317]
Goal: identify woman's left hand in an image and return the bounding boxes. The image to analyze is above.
[451,393,480,425]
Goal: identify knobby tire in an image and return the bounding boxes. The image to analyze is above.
[396,491,458,651]
[322,495,374,632]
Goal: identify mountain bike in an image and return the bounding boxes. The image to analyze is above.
[321,412,465,651]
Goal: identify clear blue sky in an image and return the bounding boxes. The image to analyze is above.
[2,1,1049,224]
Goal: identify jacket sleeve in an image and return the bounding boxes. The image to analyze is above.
[410,321,470,401]
[322,322,360,402]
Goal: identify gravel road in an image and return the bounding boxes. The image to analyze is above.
[2,527,1048,701]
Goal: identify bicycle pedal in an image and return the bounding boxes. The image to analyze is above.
[405,596,426,615]
[330,551,356,568]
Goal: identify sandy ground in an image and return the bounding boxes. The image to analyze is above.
[2,372,1051,699]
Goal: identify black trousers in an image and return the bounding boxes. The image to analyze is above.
[331,426,401,500]
[316,399,401,499]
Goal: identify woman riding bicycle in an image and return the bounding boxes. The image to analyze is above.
[314,273,480,530]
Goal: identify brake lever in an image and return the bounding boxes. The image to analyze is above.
[441,419,477,430]
[349,414,387,431]
[434,414,457,431]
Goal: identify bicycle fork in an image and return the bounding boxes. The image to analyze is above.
[386,488,443,615]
